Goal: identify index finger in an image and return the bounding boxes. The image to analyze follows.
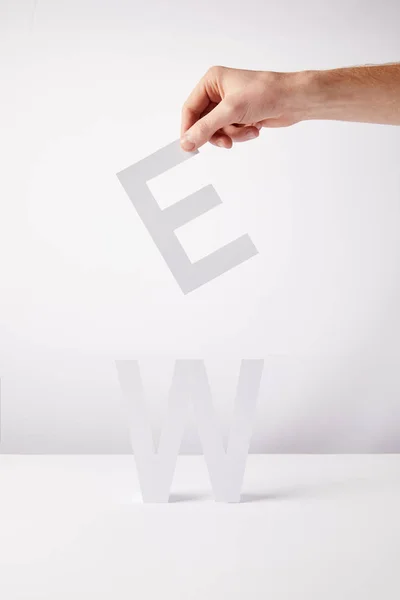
[181,76,212,137]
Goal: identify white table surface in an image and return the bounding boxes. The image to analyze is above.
[0,455,399,599]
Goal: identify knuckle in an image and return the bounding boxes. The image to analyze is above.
[196,119,209,137]
[182,102,197,118]
[182,97,193,110]
[207,65,223,77]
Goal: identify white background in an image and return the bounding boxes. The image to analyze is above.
[0,455,399,599]
[0,0,400,453]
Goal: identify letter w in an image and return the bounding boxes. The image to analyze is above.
[115,360,263,503]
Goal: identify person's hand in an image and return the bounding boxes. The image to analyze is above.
[180,66,305,151]
[181,64,400,149]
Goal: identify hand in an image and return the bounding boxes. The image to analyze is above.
[180,66,305,151]
[181,64,400,150]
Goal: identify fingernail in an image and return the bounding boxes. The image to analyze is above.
[216,139,225,148]
[181,133,196,151]
[246,130,258,140]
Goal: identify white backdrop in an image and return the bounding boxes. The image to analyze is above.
[0,0,400,453]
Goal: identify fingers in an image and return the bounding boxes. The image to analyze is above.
[180,66,261,150]
[181,68,223,139]
[181,67,262,150]
[208,124,261,149]
[181,66,225,138]
[210,132,233,149]
[223,124,261,142]
[181,78,211,139]
[181,100,234,151]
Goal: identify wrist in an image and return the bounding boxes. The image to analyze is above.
[282,69,328,122]
[261,63,400,128]
[283,67,382,122]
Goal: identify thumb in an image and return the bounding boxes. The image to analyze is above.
[181,100,234,151]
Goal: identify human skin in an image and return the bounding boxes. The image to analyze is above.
[180,64,400,151]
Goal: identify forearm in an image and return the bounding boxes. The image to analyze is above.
[291,64,400,126]
[180,63,400,151]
